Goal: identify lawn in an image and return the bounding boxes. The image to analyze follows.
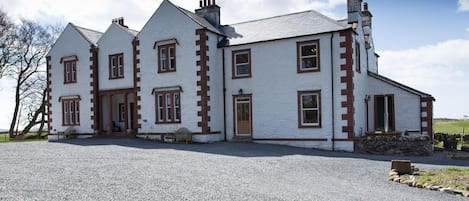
[434,119,469,134]
[0,132,47,143]
[416,167,469,191]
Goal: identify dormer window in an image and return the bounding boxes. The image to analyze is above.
[109,53,124,79]
[158,44,176,73]
[297,40,320,73]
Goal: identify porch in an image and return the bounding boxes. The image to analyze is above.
[97,88,137,137]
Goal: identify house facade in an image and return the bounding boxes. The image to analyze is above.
[47,0,434,152]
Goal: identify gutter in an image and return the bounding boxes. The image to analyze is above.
[222,48,227,141]
[330,33,335,151]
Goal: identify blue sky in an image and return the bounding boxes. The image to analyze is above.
[0,0,468,129]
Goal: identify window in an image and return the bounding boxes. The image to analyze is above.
[374,95,395,132]
[297,40,320,73]
[158,44,176,73]
[298,91,321,128]
[119,103,125,122]
[62,99,80,126]
[155,91,181,123]
[232,49,251,78]
[109,53,124,79]
[64,60,77,83]
[355,42,361,73]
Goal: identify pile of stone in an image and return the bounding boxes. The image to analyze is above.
[388,160,469,197]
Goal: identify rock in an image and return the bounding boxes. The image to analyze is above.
[416,183,423,188]
[462,190,469,197]
[440,188,455,194]
[393,177,400,182]
[428,186,440,191]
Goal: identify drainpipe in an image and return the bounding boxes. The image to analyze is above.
[330,33,335,151]
[222,48,227,141]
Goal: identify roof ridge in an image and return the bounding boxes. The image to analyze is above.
[72,24,103,34]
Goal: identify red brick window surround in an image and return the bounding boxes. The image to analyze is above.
[158,44,176,73]
[64,60,77,84]
[298,90,321,128]
[297,40,320,73]
[232,49,251,79]
[355,42,361,73]
[155,90,181,124]
[62,98,80,126]
[109,53,124,79]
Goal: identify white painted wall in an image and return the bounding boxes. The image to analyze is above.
[223,34,347,150]
[47,24,93,135]
[367,76,421,133]
[97,23,134,90]
[138,1,202,134]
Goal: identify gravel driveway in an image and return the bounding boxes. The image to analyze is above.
[0,139,467,201]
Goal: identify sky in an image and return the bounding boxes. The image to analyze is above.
[0,0,468,129]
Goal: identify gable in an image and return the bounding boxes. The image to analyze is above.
[98,23,135,46]
[138,0,204,38]
[47,23,92,57]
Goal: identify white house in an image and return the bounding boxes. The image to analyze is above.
[47,0,434,152]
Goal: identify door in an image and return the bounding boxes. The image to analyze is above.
[234,96,252,135]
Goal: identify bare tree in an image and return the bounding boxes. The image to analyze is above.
[8,19,55,138]
[0,9,15,78]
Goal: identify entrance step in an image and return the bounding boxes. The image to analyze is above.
[232,136,252,143]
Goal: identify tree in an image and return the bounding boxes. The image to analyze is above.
[7,19,55,138]
[0,9,15,78]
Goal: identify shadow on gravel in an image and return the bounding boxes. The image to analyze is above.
[52,138,469,167]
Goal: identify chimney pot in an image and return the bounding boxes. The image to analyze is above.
[364,2,368,11]
[204,0,207,7]
[199,0,202,7]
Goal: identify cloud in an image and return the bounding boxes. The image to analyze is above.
[378,39,469,118]
[0,0,347,31]
[459,0,469,11]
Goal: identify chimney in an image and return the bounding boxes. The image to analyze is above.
[195,0,221,27]
[112,17,128,28]
[361,2,373,49]
[347,0,362,24]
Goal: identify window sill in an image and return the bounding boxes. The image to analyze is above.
[232,75,252,79]
[155,121,181,124]
[297,68,320,74]
[158,70,177,74]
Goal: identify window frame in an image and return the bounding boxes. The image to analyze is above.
[297,40,320,73]
[157,43,176,73]
[232,49,252,79]
[298,90,321,128]
[62,98,80,126]
[155,90,181,124]
[355,41,361,73]
[63,60,77,84]
[374,94,395,131]
[109,53,124,79]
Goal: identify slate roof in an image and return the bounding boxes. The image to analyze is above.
[223,10,351,46]
[368,71,435,100]
[172,3,223,35]
[73,24,103,45]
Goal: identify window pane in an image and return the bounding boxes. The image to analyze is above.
[170,58,175,70]
[169,47,174,58]
[301,44,317,56]
[303,110,318,124]
[160,48,167,70]
[236,64,249,76]
[301,57,317,69]
[302,95,317,108]
[236,53,249,64]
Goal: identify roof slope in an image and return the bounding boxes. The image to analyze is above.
[368,71,434,100]
[73,24,103,45]
[175,5,223,35]
[223,10,351,46]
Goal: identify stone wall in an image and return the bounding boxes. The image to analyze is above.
[354,136,433,156]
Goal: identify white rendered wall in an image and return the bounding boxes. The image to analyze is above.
[138,1,202,134]
[47,24,94,135]
[224,33,349,150]
[97,24,134,90]
[367,76,421,132]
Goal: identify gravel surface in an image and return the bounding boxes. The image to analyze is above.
[0,139,467,201]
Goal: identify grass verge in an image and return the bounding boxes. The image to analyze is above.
[415,167,469,191]
[434,119,469,134]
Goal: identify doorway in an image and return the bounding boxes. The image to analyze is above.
[234,95,252,136]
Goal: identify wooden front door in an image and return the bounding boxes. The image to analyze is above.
[234,96,252,135]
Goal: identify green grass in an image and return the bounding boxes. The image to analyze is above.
[0,132,47,143]
[415,167,469,191]
[434,119,469,134]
